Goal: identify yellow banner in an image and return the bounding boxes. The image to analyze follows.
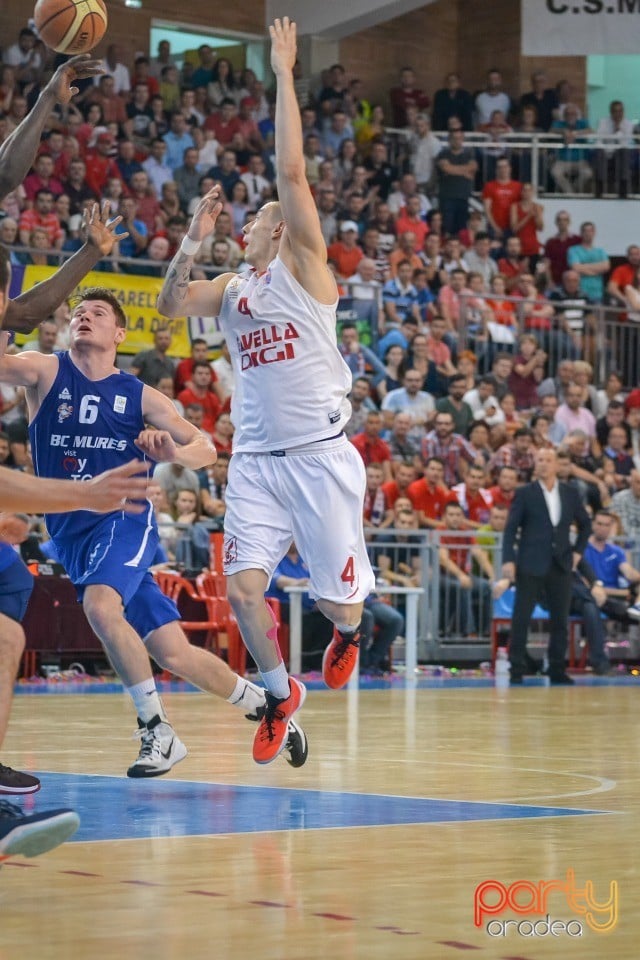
[14,266,192,357]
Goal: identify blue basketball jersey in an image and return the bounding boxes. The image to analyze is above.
[29,351,154,542]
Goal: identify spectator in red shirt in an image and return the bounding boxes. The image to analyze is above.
[327,221,364,278]
[407,456,456,528]
[204,98,243,146]
[18,190,65,248]
[482,157,522,241]
[212,411,234,455]
[351,410,393,482]
[381,461,417,508]
[488,464,518,511]
[23,154,65,204]
[389,67,430,127]
[174,339,213,394]
[176,362,222,436]
[607,243,640,309]
[128,170,163,236]
[543,210,581,287]
[394,194,429,251]
[497,235,529,292]
[438,500,494,635]
[452,463,494,527]
[84,132,123,196]
[508,333,547,411]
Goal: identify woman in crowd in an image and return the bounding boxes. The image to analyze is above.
[595,370,625,418]
[510,182,543,269]
[572,359,599,412]
[377,343,408,400]
[227,180,251,237]
[207,58,239,108]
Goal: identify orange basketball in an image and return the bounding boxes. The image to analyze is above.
[33,0,108,54]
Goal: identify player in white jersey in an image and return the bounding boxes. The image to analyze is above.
[158,17,375,765]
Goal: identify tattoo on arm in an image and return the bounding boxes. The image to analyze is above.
[158,251,194,313]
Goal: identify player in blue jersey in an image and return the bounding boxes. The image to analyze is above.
[0,249,168,859]
[0,285,307,777]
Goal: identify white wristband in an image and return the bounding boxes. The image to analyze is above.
[180,235,201,256]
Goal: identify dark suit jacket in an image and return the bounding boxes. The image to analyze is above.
[502,481,591,576]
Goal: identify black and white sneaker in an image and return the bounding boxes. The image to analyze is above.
[283,718,308,768]
[0,800,79,858]
[127,715,187,779]
[0,763,41,795]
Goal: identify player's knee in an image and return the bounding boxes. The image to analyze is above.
[0,620,26,659]
[83,590,122,638]
[226,577,264,617]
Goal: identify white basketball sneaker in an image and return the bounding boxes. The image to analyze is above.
[127,715,187,778]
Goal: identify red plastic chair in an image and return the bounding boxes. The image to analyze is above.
[195,575,247,675]
[196,571,227,598]
[153,571,220,655]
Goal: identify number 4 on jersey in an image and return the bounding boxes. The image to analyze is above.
[341,556,356,586]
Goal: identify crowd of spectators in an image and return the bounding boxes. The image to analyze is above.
[4,29,640,652]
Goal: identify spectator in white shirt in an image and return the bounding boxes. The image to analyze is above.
[240,154,274,208]
[142,138,174,196]
[475,69,511,128]
[95,44,131,95]
[595,99,634,198]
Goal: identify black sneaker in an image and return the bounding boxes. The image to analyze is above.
[0,800,79,858]
[284,718,308,768]
[0,764,41,795]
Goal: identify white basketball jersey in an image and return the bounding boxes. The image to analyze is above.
[218,256,352,452]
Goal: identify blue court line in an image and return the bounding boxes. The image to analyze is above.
[25,772,611,843]
[13,674,640,694]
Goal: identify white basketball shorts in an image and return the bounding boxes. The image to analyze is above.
[223,434,375,604]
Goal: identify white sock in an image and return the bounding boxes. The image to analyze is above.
[227,676,266,713]
[260,662,291,700]
[125,679,166,724]
[335,623,360,637]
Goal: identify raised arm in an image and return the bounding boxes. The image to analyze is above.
[157,184,234,319]
[269,18,337,304]
[139,385,217,470]
[0,55,103,200]
[3,202,126,334]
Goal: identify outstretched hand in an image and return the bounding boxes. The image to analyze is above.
[84,460,159,514]
[269,17,297,76]
[83,200,129,256]
[134,429,178,463]
[186,185,225,243]
[46,54,104,105]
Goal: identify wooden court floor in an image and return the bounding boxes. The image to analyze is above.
[1,683,639,960]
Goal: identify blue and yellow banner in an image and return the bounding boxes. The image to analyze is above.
[8,264,192,357]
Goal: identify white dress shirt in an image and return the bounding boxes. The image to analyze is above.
[539,479,561,527]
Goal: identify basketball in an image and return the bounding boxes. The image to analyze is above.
[33,0,108,54]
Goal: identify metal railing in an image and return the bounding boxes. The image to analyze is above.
[383,128,640,198]
[456,291,640,387]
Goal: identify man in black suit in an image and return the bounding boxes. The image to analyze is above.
[499,448,591,684]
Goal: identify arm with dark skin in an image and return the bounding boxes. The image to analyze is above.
[0,56,128,335]
[0,55,103,198]
[2,202,127,334]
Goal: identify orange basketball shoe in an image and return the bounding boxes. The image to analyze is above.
[253,678,307,765]
[322,629,360,689]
